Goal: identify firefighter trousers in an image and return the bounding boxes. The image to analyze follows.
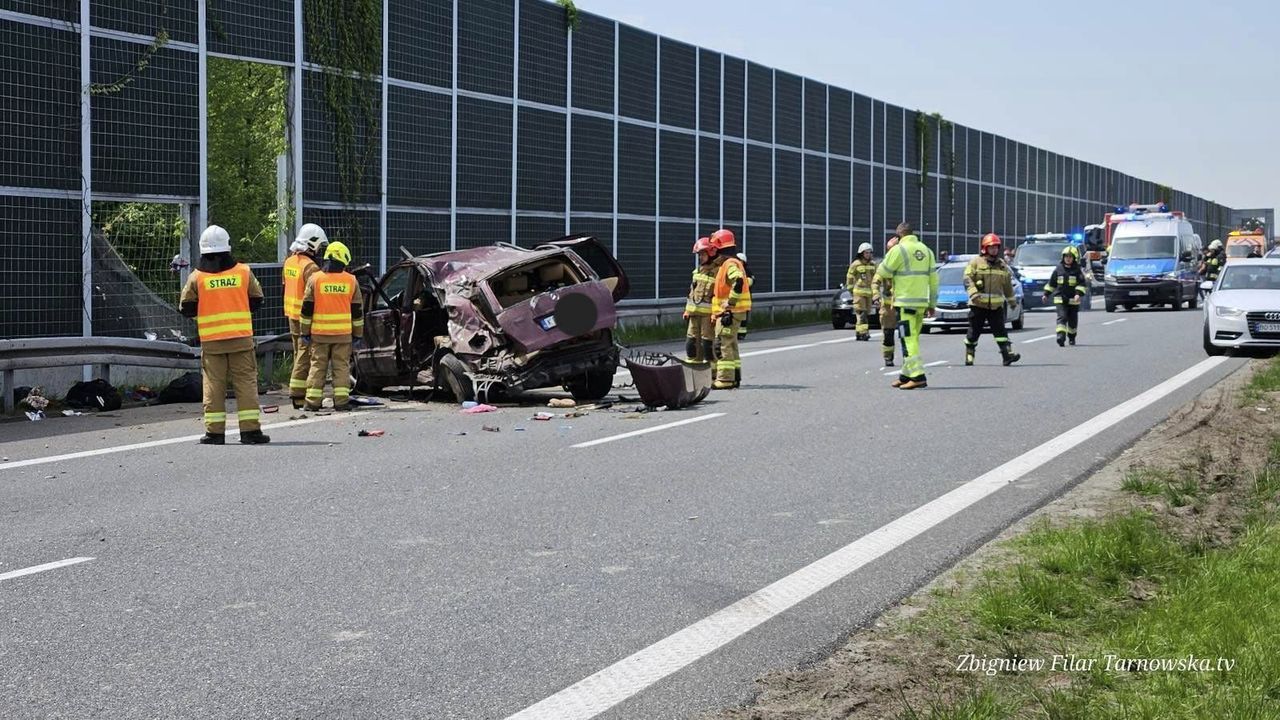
[306,341,352,410]
[853,294,873,335]
[288,318,311,402]
[202,349,261,434]
[713,315,743,384]
[964,306,1012,355]
[880,305,898,361]
[685,314,715,363]
[1055,303,1080,338]
[897,308,926,381]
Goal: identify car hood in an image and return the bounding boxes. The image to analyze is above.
[938,284,968,305]
[1209,289,1280,311]
[1108,258,1176,276]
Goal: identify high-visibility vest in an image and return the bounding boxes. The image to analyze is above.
[310,271,359,336]
[193,264,253,342]
[876,235,936,309]
[282,253,315,320]
[712,258,752,315]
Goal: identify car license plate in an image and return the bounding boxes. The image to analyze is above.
[942,311,966,321]
[1257,323,1280,334]
[538,315,557,331]
[1128,290,1149,297]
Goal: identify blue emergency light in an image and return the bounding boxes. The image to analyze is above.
[1072,233,1083,241]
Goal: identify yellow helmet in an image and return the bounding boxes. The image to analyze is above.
[1062,245,1080,260]
[323,241,352,266]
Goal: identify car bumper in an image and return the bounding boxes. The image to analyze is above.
[831,307,880,327]
[1208,315,1280,349]
[481,340,619,392]
[1106,280,1180,304]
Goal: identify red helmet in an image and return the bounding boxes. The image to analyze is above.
[693,237,712,254]
[981,233,1002,250]
[709,228,737,250]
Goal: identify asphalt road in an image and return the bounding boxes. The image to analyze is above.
[0,304,1245,719]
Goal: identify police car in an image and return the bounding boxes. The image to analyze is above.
[1013,235,1093,310]
[923,255,1025,332]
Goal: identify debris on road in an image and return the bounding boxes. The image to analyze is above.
[357,429,385,437]
[461,401,478,409]
[348,396,383,407]
[622,351,712,409]
[532,412,555,421]
[564,411,588,418]
[548,398,577,408]
[61,410,84,417]
[514,426,526,432]
[461,403,499,414]
[25,411,43,422]
[262,405,280,414]
[482,425,501,433]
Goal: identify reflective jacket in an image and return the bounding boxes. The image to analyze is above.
[301,270,364,341]
[1044,261,1089,305]
[190,264,254,343]
[685,263,717,316]
[1201,252,1224,280]
[875,235,937,309]
[963,255,1015,310]
[872,271,895,309]
[282,253,319,320]
[712,257,752,315]
[846,259,876,297]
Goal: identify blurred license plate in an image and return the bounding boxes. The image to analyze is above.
[941,312,967,320]
[1257,323,1280,334]
[538,315,557,330]
[1128,290,1149,296]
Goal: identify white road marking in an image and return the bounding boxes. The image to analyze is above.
[1103,318,1128,326]
[506,356,1231,720]
[925,360,947,367]
[571,413,725,449]
[0,413,352,472]
[1022,334,1058,344]
[0,557,95,582]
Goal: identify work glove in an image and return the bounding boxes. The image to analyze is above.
[300,335,312,346]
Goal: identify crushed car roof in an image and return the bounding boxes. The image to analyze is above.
[412,244,564,284]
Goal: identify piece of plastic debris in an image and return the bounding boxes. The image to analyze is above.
[349,396,383,407]
[1,457,7,461]
[460,403,498,414]
[532,412,554,421]
[482,425,501,433]
[453,431,467,436]
[357,429,385,437]
[61,409,84,417]
[262,405,279,414]
[548,398,577,408]
[461,401,478,409]
[144,331,158,341]
[25,411,44,422]
[514,426,526,431]
[687,516,699,521]
[623,413,646,420]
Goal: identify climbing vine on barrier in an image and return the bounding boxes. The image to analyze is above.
[305,0,381,243]
[915,111,956,230]
[557,0,581,31]
[90,28,170,96]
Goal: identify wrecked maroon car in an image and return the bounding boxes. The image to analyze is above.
[352,235,630,403]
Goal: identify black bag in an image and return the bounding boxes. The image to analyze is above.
[65,379,123,411]
[158,371,203,404]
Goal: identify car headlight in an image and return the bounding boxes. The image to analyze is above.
[1105,273,1117,283]
[1215,306,1245,319]
[838,292,852,302]
[1163,271,1180,279]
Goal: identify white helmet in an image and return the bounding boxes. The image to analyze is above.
[858,242,874,255]
[199,225,231,255]
[295,223,329,255]
[1209,239,1223,250]
[738,252,747,262]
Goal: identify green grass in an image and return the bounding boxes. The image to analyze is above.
[1119,467,1203,508]
[1243,355,1280,402]
[898,688,1014,720]
[615,307,830,346]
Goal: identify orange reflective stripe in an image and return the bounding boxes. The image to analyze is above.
[311,270,358,336]
[194,265,254,341]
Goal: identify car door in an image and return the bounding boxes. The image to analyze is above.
[538,234,631,301]
[361,263,414,379]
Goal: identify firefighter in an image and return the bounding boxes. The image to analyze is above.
[179,225,270,445]
[737,252,753,341]
[709,228,751,389]
[846,242,877,341]
[962,233,1020,367]
[875,222,937,389]
[1200,239,1224,283]
[300,241,365,412]
[683,237,717,363]
[282,223,327,409]
[873,235,900,367]
[1043,245,1089,346]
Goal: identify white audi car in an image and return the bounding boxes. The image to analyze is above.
[1202,258,1280,355]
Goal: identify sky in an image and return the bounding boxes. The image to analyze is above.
[585,0,1277,219]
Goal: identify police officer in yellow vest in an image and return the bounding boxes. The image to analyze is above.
[282,223,327,409]
[962,234,1020,367]
[179,225,270,445]
[846,242,877,341]
[1043,245,1089,346]
[709,228,751,389]
[683,236,717,363]
[873,235,900,367]
[300,241,364,411]
[875,222,937,390]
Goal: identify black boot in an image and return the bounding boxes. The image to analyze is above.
[1068,334,1076,346]
[1002,347,1021,366]
[884,356,895,368]
[239,430,271,445]
[733,368,741,389]
[964,343,976,366]
[1057,332,1066,347]
[700,340,714,365]
[685,337,698,361]
[291,398,305,410]
[199,432,225,445]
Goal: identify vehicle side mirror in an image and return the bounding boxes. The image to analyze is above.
[1200,281,1213,291]
[1180,251,1193,262]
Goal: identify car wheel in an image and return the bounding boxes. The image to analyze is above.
[437,353,474,403]
[1203,322,1225,356]
[349,356,383,395]
[1105,301,1116,313]
[566,367,615,402]
[832,318,846,330]
[1124,304,1136,311]
[1188,290,1198,310]
[1012,312,1024,330]
[1172,288,1184,311]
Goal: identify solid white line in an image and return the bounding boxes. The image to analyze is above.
[0,414,350,472]
[1022,334,1057,344]
[1103,318,1128,326]
[0,557,95,582]
[925,360,947,367]
[506,356,1230,720]
[571,413,725,449]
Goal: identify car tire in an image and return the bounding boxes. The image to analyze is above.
[1172,288,1184,311]
[832,318,846,330]
[1012,312,1024,330]
[1188,291,1198,310]
[566,367,615,402]
[1105,301,1116,313]
[1203,323,1225,356]
[437,353,474,403]
[1124,304,1136,311]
